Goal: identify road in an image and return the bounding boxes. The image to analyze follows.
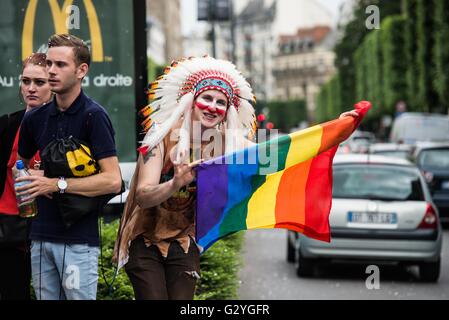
[238,229,449,299]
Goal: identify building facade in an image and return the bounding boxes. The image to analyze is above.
[147,15,166,65]
[147,0,184,63]
[232,0,335,101]
[234,0,276,101]
[273,26,336,121]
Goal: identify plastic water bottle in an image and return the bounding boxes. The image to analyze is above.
[14,160,38,218]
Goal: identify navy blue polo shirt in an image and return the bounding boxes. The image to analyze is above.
[19,90,117,246]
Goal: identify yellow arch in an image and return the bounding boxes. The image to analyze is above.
[22,0,38,61]
[22,0,104,62]
[48,0,73,34]
[83,0,104,62]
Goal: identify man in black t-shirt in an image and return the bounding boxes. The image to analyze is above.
[17,34,122,300]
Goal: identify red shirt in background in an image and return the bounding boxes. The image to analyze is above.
[0,128,40,215]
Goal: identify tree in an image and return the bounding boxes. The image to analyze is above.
[364,30,383,117]
[265,100,307,132]
[415,0,440,112]
[403,0,419,111]
[433,0,449,113]
[334,0,402,110]
[381,16,408,114]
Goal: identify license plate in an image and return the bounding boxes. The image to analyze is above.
[442,181,449,190]
[348,212,397,224]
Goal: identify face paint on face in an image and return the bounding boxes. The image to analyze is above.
[192,90,228,128]
[195,101,226,116]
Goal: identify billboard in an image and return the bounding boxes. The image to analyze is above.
[0,0,144,161]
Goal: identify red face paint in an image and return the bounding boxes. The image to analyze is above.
[195,101,226,116]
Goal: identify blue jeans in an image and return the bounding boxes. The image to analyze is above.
[30,241,100,300]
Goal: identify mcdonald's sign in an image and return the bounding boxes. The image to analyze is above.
[22,0,104,62]
[2,0,147,162]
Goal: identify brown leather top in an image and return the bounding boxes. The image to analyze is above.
[113,124,223,268]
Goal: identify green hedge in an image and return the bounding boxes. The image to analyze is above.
[333,0,402,119]
[316,78,329,122]
[364,30,383,117]
[315,73,343,122]
[403,0,419,111]
[194,232,244,300]
[415,0,439,112]
[96,219,135,300]
[433,0,449,110]
[381,15,408,114]
[147,57,165,84]
[354,45,367,106]
[97,219,244,300]
[315,81,327,122]
[319,15,407,122]
[264,100,307,132]
[315,83,327,123]
[317,0,449,126]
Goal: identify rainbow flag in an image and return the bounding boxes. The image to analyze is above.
[195,101,371,252]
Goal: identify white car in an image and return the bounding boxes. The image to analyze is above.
[338,130,376,154]
[389,112,449,145]
[103,161,136,218]
[287,154,442,282]
[368,143,413,160]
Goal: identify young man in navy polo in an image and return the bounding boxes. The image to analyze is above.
[17,34,122,300]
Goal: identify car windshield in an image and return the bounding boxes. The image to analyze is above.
[373,150,410,160]
[417,149,449,170]
[333,165,424,201]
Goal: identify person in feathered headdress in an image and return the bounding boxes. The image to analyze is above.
[112,56,258,300]
[112,56,359,300]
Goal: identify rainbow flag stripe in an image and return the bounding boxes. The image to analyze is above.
[195,101,371,251]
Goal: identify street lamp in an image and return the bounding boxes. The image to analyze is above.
[198,0,232,58]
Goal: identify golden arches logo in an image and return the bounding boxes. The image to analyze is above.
[22,0,104,62]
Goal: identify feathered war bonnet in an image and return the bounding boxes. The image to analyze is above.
[138,56,257,163]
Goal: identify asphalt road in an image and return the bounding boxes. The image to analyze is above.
[238,228,449,299]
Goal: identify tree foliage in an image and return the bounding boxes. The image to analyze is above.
[415,0,439,112]
[333,0,402,113]
[381,16,408,114]
[316,0,449,129]
[433,0,449,112]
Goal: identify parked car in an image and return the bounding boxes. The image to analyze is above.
[412,143,449,223]
[390,112,449,145]
[287,154,442,282]
[339,130,376,154]
[103,161,136,220]
[368,143,412,160]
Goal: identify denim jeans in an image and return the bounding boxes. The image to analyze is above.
[30,241,100,300]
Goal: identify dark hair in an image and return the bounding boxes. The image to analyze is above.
[22,53,47,72]
[48,34,91,66]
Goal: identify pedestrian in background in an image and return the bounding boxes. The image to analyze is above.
[0,53,52,300]
[16,34,122,300]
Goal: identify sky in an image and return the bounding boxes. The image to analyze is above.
[181,0,348,36]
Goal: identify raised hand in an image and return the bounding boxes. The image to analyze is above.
[172,163,196,190]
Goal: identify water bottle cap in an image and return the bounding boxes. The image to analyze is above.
[16,160,25,170]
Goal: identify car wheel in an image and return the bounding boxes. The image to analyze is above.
[287,234,295,263]
[296,250,315,277]
[419,258,440,282]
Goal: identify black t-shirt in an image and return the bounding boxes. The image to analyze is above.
[18,90,117,246]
